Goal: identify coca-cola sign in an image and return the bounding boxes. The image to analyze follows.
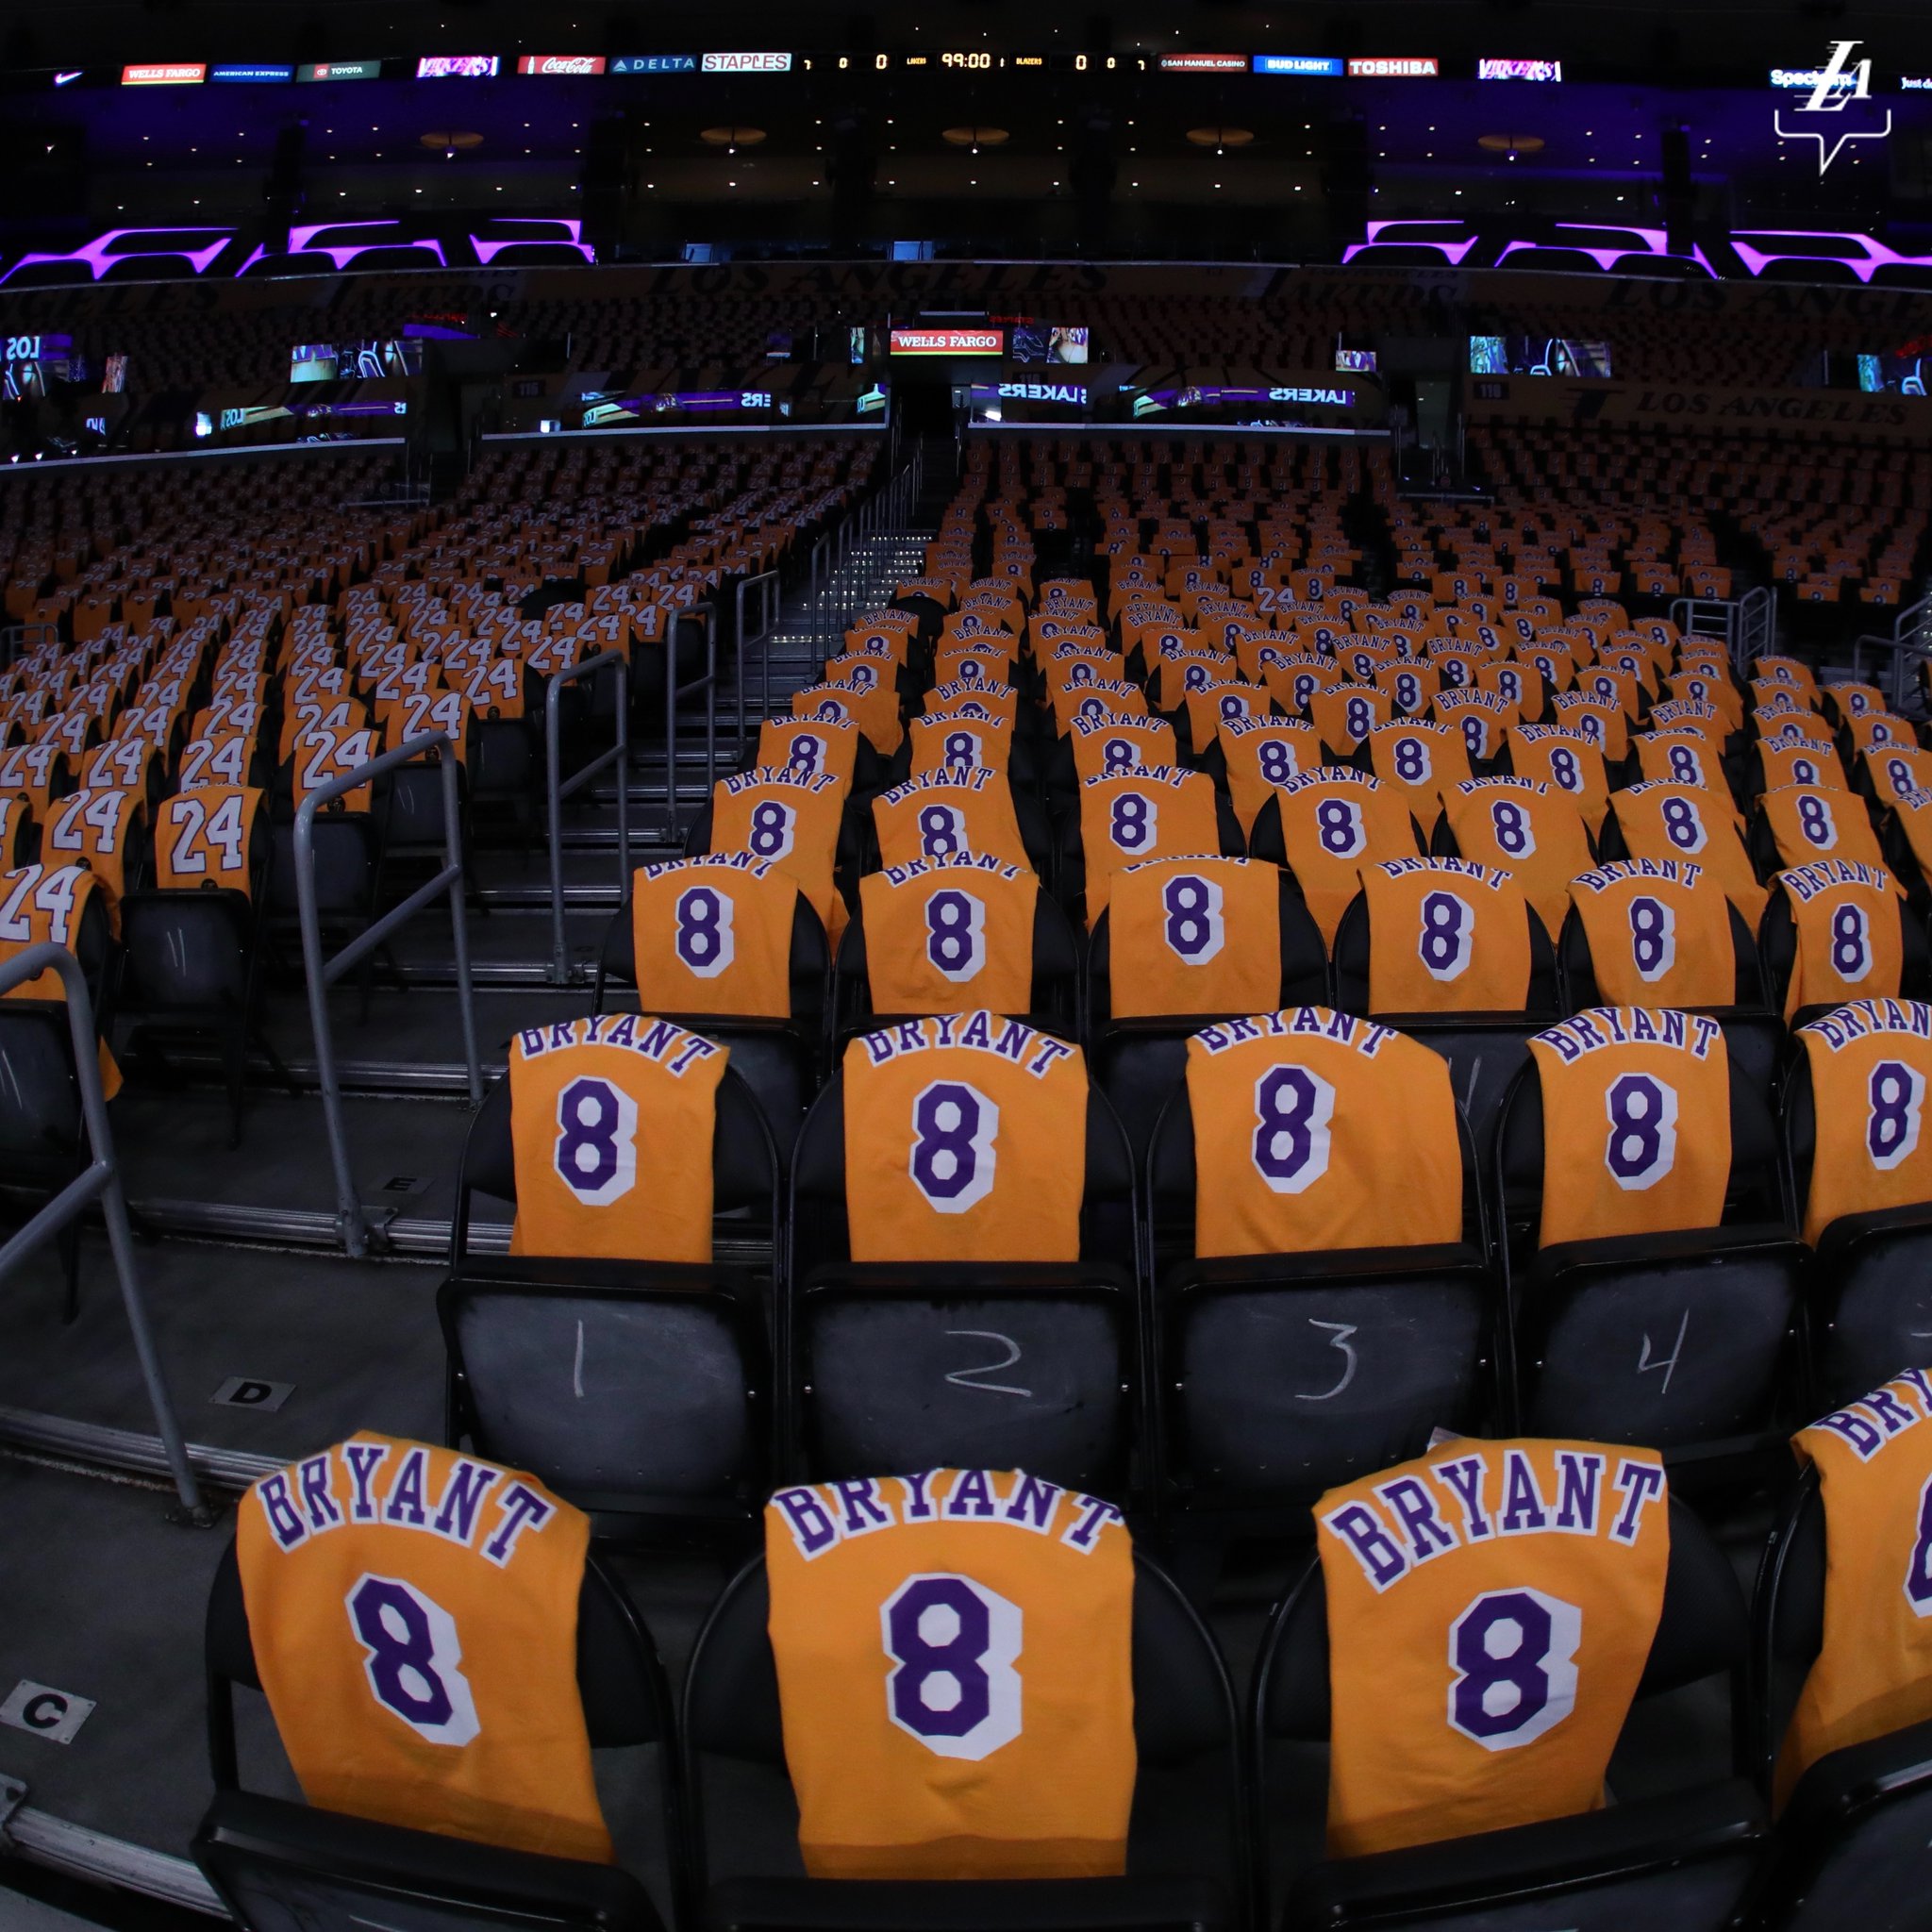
[516,54,608,75]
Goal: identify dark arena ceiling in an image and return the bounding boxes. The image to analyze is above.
[1,1,1931,261]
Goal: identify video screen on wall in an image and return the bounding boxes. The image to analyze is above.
[1010,324,1090,366]
[1859,353,1928,396]
[1470,335,1613,378]
[3,331,82,400]
[290,339,425,382]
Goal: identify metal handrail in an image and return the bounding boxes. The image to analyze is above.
[808,533,833,658]
[545,649,630,985]
[0,619,58,672]
[0,942,207,1520]
[294,731,482,1258]
[1850,589,1932,712]
[734,569,781,750]
[671,599,719,840]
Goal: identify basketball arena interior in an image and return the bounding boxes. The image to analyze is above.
[5,1,1932,1926]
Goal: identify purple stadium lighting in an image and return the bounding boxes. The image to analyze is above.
[1496,224,1718,276]
[284,219,448,268]
[1729,229,1932,284]
[0,225,234,286]
[1341,219,1482,266]
[469,217,596,264]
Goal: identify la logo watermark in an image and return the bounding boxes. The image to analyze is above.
[1775,41,1891,175]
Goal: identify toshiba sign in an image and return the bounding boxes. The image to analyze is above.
[891,328,1005,356]
[517,54,608,75]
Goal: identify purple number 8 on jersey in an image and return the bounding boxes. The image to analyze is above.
[881,1572,1023,1761]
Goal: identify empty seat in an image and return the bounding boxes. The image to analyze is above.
[117,785,289,1143]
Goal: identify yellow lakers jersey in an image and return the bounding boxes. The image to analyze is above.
[1069,711,1178,786]
[507,1014,726,1260]
[905,710,1016,778]
[1776,860,1903,1022]
[873,768,1031,874]
[41,788,142,902]
[1758,741,1846,794]
[1184,1009,1462,1256]
[841,1013,1087,1262]
[765,1469,1134,1878]
[1267,768,1422,944]
[1633,731,1726,795]
[1076,767,1224,924]
[1307,684,1393,757]
[1775,1371,1932,1806]
[1434,689,1517,763]
[857,856,1040,1015]
[710,768,846,938]
[1443,778,1593,946]
[1318,1436,1670,1857]
[291,724,382,813]
[236,1434,611,1863]
[1566,859,1739,1008]
[1863,744,1932,811]
[1527,1008,1731,1246]
[794,679,903,756]
[1795,1000,1932,1244]
[1507,725,1607,836]
[1608,781,1762,924]
[154,785,264,895]
[1359,858,1535,1014]
[1218,717,1323,837]
[1366,721,1473,824]
[758,715,860,793]
[1105,855,1283,1019]
[928,680,1021,728]
[629,854,800,1019]
[1759,785,1886,877]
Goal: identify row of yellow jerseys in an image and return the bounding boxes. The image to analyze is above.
[501,989,1745,1266]
[268,1409,1931,1891]
[742,702,1799,958]
[240,1436,1138,1880]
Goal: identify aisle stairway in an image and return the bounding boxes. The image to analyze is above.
[0,453,944,1920]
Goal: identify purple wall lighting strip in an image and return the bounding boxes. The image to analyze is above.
[0,225,235,287]
[1729,229,1932,284]
[1342,219,1483,266]
[283,219,447,269]
[1495,224,1718,276]
[469,217,596,264]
